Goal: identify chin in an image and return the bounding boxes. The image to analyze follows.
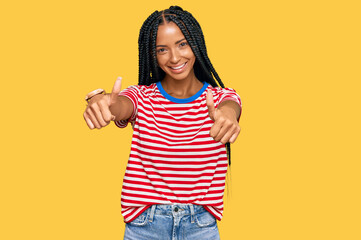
[168,74,189,81]
[171,76,190,82]
[165,69,195,81]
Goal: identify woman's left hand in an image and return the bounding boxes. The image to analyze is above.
[206,90,241,144]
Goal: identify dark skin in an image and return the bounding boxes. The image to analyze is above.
[83,21,241,144]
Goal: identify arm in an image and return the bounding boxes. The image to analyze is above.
[218,100,242,122]
[207,90,242,144]
[109,95,133,122]
[83,77,134,129]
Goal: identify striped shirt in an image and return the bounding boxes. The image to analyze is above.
[115,81,242,223]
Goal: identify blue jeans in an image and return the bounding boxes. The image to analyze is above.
[123,204,220,240]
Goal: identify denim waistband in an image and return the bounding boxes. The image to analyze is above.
[147,204,207,223]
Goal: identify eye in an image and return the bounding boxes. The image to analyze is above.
[156,48,167,54]
[179,42,188,47]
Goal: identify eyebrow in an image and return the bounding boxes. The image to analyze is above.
[156,38,186,48]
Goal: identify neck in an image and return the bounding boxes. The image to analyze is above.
[161,71,203,99]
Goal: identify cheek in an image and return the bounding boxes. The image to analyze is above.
[186,50,196,61]
[156,56,168,70]
[186,51,196,65]
[156,54,166,63]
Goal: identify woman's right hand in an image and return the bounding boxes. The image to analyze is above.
[83,77,125,129]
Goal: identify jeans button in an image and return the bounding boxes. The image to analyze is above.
[174,207,179,212]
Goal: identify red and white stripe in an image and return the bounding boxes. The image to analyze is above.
[115,83,241,223]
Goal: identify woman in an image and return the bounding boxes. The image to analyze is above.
[83,6,242,240]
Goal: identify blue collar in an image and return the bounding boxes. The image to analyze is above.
[156,81,209,103]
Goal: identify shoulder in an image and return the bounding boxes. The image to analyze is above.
[206,84,242,106]
[122,83,157,94]
[125,83,156,90]
[206,85,238,95]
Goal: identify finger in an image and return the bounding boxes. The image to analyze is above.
[86,108,101,129]
[109,76,122,105]
[89,103,108,127]
[209,120,223,139]
[229,126,241,143]
[98,99,114,122]
[214,123,232,142]
[83,112,95,129]
[219,127,236,144]
[206,89,216,121]
[228,130,240,143]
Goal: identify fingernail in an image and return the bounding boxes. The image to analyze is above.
[111,115,116,121]
[117,76,122,80]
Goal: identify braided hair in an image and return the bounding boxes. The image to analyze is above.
[137,5,233,166]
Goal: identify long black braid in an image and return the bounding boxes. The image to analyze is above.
[137,6,232,166]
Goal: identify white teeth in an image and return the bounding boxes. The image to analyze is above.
[170,62,186,69]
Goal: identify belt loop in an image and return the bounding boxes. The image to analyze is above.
[149,205,156,222]
[189,204,195,223]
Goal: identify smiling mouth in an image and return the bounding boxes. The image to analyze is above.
[169,62,187,70]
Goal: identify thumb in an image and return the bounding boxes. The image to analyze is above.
[206,89,216,121]
[109,76,122,105]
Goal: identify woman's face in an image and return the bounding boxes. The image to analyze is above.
[155,21,196,82]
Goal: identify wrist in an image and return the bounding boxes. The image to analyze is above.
[218,101,240,121]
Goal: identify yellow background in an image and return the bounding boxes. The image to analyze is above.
[1,0,360,239]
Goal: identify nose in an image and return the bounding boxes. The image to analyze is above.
[169,48,181,64]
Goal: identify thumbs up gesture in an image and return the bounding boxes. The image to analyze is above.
[83,77,130,129]
[206,89,241,144]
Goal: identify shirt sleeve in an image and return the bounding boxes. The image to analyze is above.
[215,87,242,108]
[214,87,242,121]
[114,85,140,128]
